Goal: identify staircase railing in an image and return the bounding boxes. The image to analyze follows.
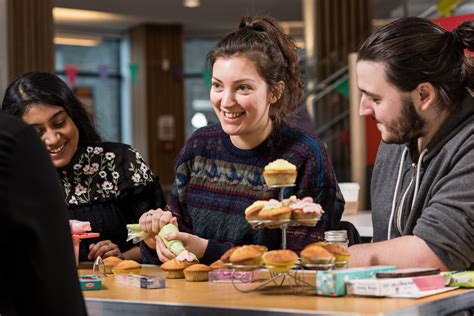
[306,64,351,181]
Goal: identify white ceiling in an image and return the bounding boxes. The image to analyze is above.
[54,0,303,37]
[53,0,473,37]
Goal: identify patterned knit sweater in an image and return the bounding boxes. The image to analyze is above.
[142,123,344,264]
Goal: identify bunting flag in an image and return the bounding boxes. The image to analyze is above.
[129,64,138,83]
[335,78,349,98]
[437,0,462,17]
[201,67,212,88]
[64,65,78,87]
[97,65,109,85]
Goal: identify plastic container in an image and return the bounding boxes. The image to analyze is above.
[339,182,360,214]
[324,230,349,269]
[72,233,100,266]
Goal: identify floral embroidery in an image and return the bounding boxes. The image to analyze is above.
[61,144,154,206]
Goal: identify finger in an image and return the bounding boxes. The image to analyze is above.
[88,240,112,260]
[170,217,178,226]
[155,236,175,261]
[143,236,157,250]
[151,214,161,234]
[103,248,121,258]
[159,212,173,229]
[95,243,118,260]
[165,232,189,242]
[88,241,106,260]
[139,213,148,231]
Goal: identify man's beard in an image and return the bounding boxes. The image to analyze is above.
[383,96,426,144]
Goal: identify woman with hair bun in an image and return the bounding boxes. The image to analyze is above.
[140,16,344,265]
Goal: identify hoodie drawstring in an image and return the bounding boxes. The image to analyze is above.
[387,147,428,240]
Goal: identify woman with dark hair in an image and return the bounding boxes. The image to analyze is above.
[349,17,474,270]
[139,16,344,265]
[2,72,166,262]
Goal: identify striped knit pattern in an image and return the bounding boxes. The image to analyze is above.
[168,123,343,264]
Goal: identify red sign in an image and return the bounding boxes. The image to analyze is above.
[433,14,474,56]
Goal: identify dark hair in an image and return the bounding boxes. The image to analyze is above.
[1,72,101,145]
[358,17,474,112]
[207,16,304,127]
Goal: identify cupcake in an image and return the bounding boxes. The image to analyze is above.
[290,197,324,225]
[183,264,212,282]
[229,245,265,269]
[262,249,298,273]
[103,256,123,274]
[160,258,197,279]
[323,244,350,268]
[300,245,335,269]
[209,259,225,270]
[263,159,297,186]
[258,199,292,224]
[220,247,237,263]
[244,200,267,221]
[112,260,141,274]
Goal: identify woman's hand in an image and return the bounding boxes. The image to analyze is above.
[139,208,177,235]
[88,240,121,260]
[155,232,209,262]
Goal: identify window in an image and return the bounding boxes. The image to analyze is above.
[183,38,219,138]
[55,39,122,142]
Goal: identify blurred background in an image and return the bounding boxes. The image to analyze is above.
[1,0,473,207]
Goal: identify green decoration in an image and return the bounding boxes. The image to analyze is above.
[202,67,212,88]
[437,0,461,17]
[129,63,138,83]
[335,78,349,98]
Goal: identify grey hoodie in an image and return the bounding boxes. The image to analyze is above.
[371,96,474,270]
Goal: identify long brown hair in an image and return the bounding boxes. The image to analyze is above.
[208,16,304,127]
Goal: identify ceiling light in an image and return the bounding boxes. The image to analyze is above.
[183,0,200,8]
[53,7,127,24]
[54,34,102,47]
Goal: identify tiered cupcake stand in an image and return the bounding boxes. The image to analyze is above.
[229,184,329,294]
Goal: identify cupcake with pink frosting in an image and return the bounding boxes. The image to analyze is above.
[290,197,324,225]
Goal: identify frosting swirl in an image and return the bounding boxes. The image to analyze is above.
[290,197,324,214]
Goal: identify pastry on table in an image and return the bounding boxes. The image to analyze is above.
[300,245,335,269]
[258,199,292,224]
[160,258,197,279]
[304,241,328,248]
[183,264,212,282]
[290,196,324,225]
[244,200,267,221]
[220,247,237,263]
[262,159,297,186]
[262,249,298,273]
[209,259,225,270]
[322,244,350,268]
[103,256,123,274]
[111,260,141,274]
[229,245,265,269]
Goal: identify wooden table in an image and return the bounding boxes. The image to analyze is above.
[81,267,474,316]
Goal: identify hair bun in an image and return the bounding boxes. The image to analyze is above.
[239,20,265,32]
